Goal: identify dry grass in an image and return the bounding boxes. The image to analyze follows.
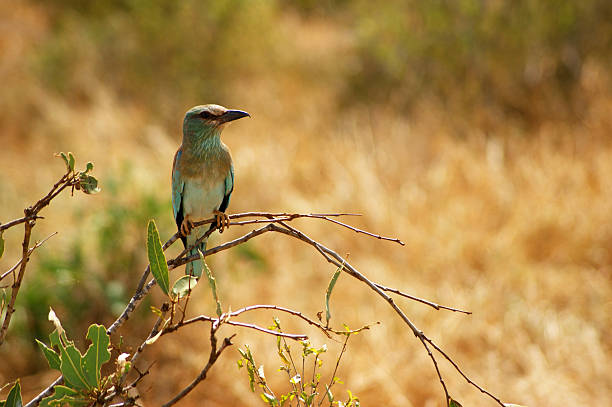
[1,3,611,407]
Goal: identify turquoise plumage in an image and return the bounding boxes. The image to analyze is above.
[172,104,249,277]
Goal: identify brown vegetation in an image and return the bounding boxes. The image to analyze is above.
[1,1,611,406]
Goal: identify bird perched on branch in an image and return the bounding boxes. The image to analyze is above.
[172,104,250,277]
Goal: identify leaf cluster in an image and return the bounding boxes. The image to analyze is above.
[34,310,128,407]
[237,319,359,407]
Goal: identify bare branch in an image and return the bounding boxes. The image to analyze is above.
[0,232,57,284]
[265,222,505,406]
[0,167,86,346]
[228,304,376,338]
[0,215,44,233]
[374,283,472,314]
[424,336,505,405]
[161,331,235,407]
[24,376,64,407]
[165,314,307,341]
[49,210,498,407]
[0,219,34,345]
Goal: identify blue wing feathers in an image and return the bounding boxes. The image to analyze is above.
[172,149,186,246]
[219,164,234,213]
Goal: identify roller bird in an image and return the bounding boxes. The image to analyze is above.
[172,104,250,277]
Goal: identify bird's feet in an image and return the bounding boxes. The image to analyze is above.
[180,215,195,237]
[213,210,230,233]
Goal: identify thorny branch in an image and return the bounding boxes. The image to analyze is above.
[161,328,236,407]
[0,168,84,346]
[0,232,57,284]
[25,211,504,407]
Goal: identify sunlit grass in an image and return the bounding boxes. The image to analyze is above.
[1,1,611,406]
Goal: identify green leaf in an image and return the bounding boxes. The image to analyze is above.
[448,398,463,407]
[144,319,168,346]
[59,344,90,390]
[247,364,255,392]
[57,152,69,171]
[79,174,100,194]
[40,385,90,407]
[36,339,61,370]
[325,262,344,326]
[150,306,163,317]
[0,231,4,259]
[0,288,7,310]
[85,162,94,173]
[82,324,111,388]
[147,220,170,296]
[203,261,222,317]
[49,330,61,349]
[171,275,199,299]
[67,152,75,172]
[260,393,277,405]
[4,380,22,407]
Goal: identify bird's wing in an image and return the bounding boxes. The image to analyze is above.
[218,163,234,213]
[172,148,185,237]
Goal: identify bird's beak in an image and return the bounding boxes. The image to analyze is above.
[219,109,250,123]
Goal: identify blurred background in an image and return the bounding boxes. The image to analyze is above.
[1,0,611,405]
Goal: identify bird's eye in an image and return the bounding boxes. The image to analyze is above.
[199,111,215,120]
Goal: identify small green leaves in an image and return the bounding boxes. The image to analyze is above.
[56,152,75,173]
[1,380,22,407]
[56,152,100,194]
[260,393,276,404]
[117,353,131,377]
[0,231,4,259]
[325,260,344,326]
[37,312,112,407]
[57,152,70,172]
[68,153,75,172]
[238,329,358,407]
[448,398,463,407]
[147,220,170,296]
[40,385,90,407]
[171,275,199,299]
[78,174,100,194]
[203,261,222,317]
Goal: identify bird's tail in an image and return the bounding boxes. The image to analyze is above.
[185,241,207,278]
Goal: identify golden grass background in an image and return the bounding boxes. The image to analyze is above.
[1,1,611,406]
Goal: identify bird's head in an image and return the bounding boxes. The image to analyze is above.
[183,104,250,140]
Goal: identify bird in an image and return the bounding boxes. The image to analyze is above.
[171,104,250,277]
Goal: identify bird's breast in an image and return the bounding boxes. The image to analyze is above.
[177,143,232,219]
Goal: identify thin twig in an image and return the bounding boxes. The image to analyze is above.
[0,219,33,345]
[165,314,307,341]
[0,232,58,283]
[0,215,43,233]
[320,334,351,407]
[161,330,235,407]
[23,376,64,407]
[424,336,505,405]
[420,339,450,403]
[128,306,169,373]
[26,210,498,407]
[228,304,375,338]
[374,283,472,314]
[266,223,504,406]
